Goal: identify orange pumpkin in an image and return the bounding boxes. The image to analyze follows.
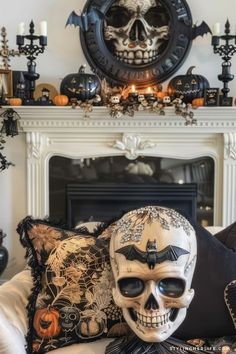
[192,97,205,107]
[53,94,69,106]
[33,307,61,339]
[8,98,22,106]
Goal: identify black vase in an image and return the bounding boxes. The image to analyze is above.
[0,232,8,276]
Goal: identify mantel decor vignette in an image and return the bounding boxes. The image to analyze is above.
[1,105,235,229]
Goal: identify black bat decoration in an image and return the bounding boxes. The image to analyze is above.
[191,21,212,40]
[66,7,105,32]
[116,240,189,269]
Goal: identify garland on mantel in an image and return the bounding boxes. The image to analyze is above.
[70,97,197,125]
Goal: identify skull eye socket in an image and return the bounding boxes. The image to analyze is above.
[158,278,185,298]
[106,6,131,28]
[69,314,77,321]
[144,7,168,27]
[118,277,144,297]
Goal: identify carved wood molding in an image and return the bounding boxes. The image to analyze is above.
[111,133,156,160]
[224,133,236,160]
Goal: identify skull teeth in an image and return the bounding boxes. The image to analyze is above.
[115,50,158,65]
[132,310,170,328]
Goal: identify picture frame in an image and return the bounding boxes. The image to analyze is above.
[204,88,219,106]
[219,95,233,107]
[0,69,13,97]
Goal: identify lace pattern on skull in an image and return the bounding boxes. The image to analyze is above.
[111,206,193,244]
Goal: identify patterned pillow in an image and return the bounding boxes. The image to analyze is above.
[17,217,126,354]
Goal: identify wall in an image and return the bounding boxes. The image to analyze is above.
[0,0,236,280]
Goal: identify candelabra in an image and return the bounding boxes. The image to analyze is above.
[0,27,20,70]
[211,19,236,105]
[16,20,47,103]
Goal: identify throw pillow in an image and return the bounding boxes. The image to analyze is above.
[214,221,236,250]
[175,220,236,339]
[17,217,126,354]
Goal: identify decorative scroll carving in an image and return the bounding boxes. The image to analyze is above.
[112,133,156,160]
[224,133,236,160]
[26,132,43,159]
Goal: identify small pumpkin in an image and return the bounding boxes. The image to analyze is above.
[8,98,22,106]
[78,317,105,338]
[60,64,101,102]
[167,66,209,103]
[192,97,205,107]
[53,94,69,106]
[33,307,61,339]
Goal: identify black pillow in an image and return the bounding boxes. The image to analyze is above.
[175,221,236,339]
[214,222,236,250]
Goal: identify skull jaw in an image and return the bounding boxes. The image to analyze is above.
[122,307,187,342]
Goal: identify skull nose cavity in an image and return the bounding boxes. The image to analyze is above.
[145,293,159,310]
[129,20,147,42]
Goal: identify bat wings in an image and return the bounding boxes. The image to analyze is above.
[116,240,189,269]
[66,7,105,32]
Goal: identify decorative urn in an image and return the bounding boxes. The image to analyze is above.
[0,229,8,276]
[60,64,101,101]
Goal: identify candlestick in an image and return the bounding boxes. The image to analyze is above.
[0,27,20,70]
[16,20,47,103]
[211,19,236,102]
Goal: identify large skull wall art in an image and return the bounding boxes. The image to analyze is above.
[104,0,170,65]
[110,206,197,342]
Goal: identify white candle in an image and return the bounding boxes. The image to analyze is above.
[213,22,221,36]
[131,85,136,92]
[39,21,47,36]
[17,22,25,35]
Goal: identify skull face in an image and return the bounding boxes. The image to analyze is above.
[104,0,170,65]
[59,306,80,332]
[110,95,121,104]
[110,206,197,342]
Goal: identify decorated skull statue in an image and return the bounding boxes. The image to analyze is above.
[104,0,169,65]
[110,206,197,342]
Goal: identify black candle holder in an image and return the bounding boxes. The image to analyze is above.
[16,20,47,103]
[211,20,236,105]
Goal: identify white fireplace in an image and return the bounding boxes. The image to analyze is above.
[17,105,236,227]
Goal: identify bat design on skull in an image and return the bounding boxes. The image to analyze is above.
[116,239,189,269]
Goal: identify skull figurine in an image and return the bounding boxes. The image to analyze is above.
[110,94,121,104]
[110,206,197,342]
[104,0,169,65]
[59,306,80,332]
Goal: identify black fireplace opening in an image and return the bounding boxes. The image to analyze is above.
[49,156,214,228]
[67,183,197,228]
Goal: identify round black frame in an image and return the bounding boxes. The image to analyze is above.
[80,0,193,88]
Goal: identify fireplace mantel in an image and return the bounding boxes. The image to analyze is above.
[3,106,236,227]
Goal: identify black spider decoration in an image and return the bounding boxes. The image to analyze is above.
[0,108,21,171]
[0,108,21,137]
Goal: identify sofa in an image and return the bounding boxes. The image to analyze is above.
[0,223,227,354]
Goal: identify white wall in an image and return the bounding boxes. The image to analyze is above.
[0,0,236,280]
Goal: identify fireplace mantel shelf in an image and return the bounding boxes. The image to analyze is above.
[2,105,235,227]
[1,106,236,132]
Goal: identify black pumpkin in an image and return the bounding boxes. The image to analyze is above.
[167,66,209,103]
[60,65,101,101]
